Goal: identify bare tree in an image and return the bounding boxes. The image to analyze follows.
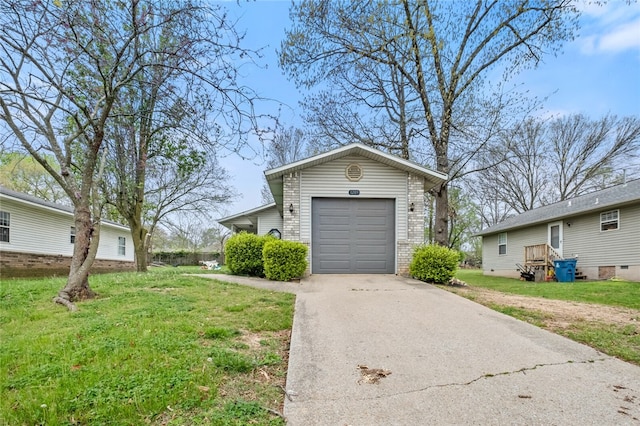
[474,114,640,219]
[0,0,233,310]
[143,152,234,253]
[549,114,640,200]
[301,55,425,161]
[280,0,579,245]
[100,2,257,271]
[261,125,309,203]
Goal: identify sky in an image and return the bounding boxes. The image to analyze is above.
[217,1,640,218]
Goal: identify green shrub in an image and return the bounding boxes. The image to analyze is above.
[410,244,459,284]
[225,232,271,276]
[262,239,308,281]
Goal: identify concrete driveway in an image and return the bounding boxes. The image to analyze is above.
[281,274,640,425]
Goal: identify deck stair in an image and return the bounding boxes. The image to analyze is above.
[524,244,562,281]
[524,244,588,281]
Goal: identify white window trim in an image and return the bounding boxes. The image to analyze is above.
[498,232,507,255]
[118,236,126,256]
[600,209,619,232]
[0,211,10,243]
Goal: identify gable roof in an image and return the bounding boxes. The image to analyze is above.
[217,203,277,232]
[477,178,640,236]
[265,143,447,213]
[0,185,130,231]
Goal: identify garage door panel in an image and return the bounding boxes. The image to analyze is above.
[356,231,388,240]
[316,245,350,255]
[319,216,350,226]
[319,231,351,240]
[355,260,390,272]
[312,198,395,274]
[355,245,386,255]
[317,260,351,271]
[357,217,388,226]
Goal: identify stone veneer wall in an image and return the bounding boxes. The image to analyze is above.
[0,251,135,278]
[397,173,425,276]
[282,171,310,275]
[282,172,300,241]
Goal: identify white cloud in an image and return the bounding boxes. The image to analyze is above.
[597,18,640,52]
[577,2,640,55]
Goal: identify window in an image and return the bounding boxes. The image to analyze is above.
[498,232,507,255]
[70,227,76,244]
[0,211,9,243]
[600,210,619,231]
[118,237,126,256]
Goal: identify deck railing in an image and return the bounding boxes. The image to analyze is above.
[524,243,562,266]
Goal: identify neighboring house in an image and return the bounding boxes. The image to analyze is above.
[476,179,640,282]
[0,186,135,277]
[218,143,447,275]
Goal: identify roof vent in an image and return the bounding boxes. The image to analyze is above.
[345,163,363,182]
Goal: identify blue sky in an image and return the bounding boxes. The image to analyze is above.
[218,1,640,217]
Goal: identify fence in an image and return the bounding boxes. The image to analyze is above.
[151,251,220,266]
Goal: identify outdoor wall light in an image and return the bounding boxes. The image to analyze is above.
[289,203,294,214]
[409,202,415,212]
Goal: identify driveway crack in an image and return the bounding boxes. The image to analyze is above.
[372,358,610,400]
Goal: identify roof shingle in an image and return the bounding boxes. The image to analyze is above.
[476,179,640,236]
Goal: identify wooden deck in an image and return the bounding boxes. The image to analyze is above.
[524,244,562,281]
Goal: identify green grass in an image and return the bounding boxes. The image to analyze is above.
[455,269,640,309]
[487,304,552,328]
[454,269,640,365]
[0,266,294,425]
[560,323,640,365]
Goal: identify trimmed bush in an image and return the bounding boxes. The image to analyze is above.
[225,232,271,276]
[262,240,308,281]
[409,244,459,284]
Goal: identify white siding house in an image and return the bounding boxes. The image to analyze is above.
[218,143,447,276]
[0,186,135,276]
[477,179,640,282]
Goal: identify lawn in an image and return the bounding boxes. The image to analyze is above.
[0,267,295,425]
[454,269,640,365]
[455,269,640,309]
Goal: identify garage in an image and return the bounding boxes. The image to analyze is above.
[312,198,395,274]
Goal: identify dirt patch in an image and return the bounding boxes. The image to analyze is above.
[448,286,640,332]
[357,365,392,384]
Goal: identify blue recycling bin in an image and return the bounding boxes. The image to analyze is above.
[554,259,577,282]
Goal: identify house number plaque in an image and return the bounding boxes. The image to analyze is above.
[348,189,360,195]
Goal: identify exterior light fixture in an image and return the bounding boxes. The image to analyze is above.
[289,203,294,214]
[409,202,415,212]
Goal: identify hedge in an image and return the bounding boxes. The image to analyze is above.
[409,244,459,284]
[225,232,271,276]
[262,240,307,281]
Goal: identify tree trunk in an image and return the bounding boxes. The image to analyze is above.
[433,183,449,246]
[433,134,450,246]
[132,224,149,272]
[53,204,98,311]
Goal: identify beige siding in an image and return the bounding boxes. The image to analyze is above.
[257,208,283,235]
[299,155,408,244]
[483,202,640,281]
[482,224,548,278]
[564,203,640,266]
[298,155,410,275]
[0,197,134,262]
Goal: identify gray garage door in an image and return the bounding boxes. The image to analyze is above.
[312,198,395,274]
